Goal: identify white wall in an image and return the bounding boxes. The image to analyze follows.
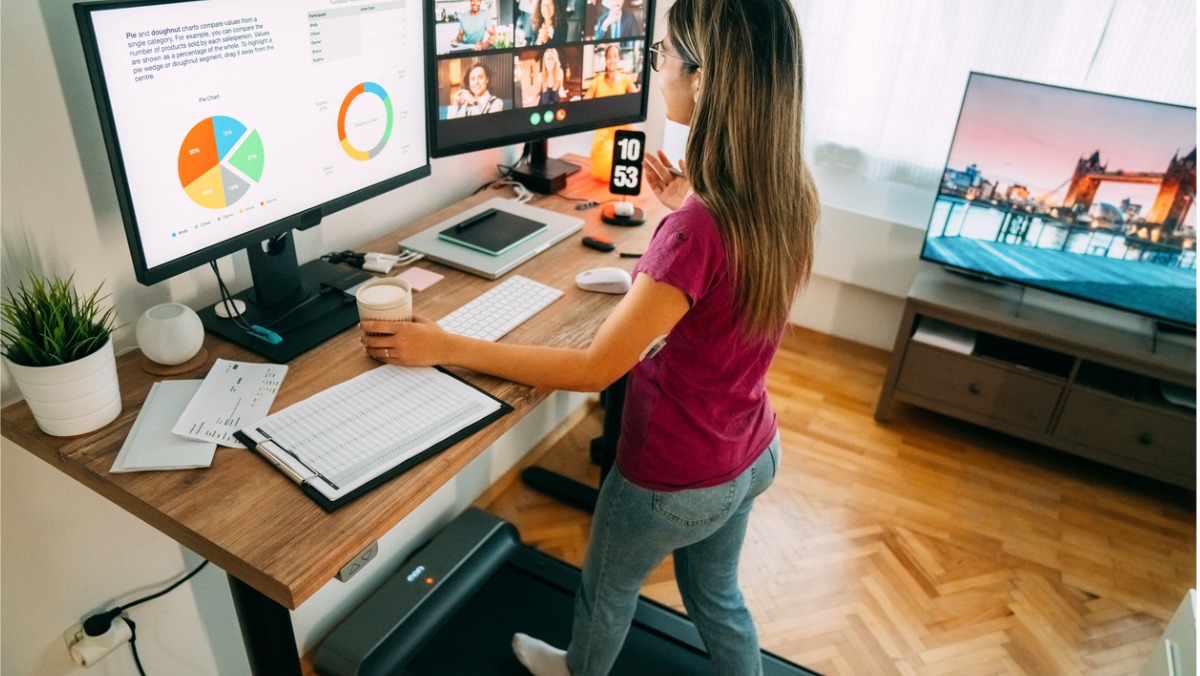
[1,0,916,673]
[0,1,659,673]
[1,389,588,675]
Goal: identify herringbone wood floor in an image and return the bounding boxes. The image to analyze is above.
[477,327,1196,675]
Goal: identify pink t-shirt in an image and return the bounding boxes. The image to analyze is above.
[616,195,781,491]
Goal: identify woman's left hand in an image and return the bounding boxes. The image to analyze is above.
[645,150,690,211]
[359,316,448,367]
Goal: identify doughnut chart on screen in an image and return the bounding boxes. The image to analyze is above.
[338,82,394,161]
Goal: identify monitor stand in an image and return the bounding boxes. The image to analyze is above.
[198,232,370,362]
[511,139,581,194]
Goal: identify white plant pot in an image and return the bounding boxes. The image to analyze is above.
[5,337,122,437]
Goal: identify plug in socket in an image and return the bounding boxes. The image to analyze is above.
[64,616,132,667]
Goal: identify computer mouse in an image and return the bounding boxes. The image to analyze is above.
[575,267,632,294]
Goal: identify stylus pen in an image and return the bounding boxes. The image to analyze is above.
[456,208,499,230]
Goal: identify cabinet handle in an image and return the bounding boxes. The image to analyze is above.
[1138,432,1154,446]
[968,383,982,395]
[1165,638,1178,676]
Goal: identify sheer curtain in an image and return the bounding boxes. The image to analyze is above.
[793,0,1196,207]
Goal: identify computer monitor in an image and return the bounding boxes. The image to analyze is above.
[426,0,655,193]
[75,0,431,361]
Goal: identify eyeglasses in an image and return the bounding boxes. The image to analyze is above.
[648,40,696,72]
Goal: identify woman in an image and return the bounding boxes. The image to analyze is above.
[583,44,638,98]
[360,0,819,673]
[447,62,503,118]
[531,0,567,45]
[537,47,568,105]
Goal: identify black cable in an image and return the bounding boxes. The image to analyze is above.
[263,287,338,332]
[487,143,532,187]
[320,250,366,267]
[208,262,254,333]
[126,617,146,676]
[551,192,608,204]
[82,560,210,637]
[118,559,209,613]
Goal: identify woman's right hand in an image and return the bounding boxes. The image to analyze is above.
[359,316,449,367]
[645,150,690,211]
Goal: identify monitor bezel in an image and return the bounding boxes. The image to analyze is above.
[423,0,655,159]
[74,0,433,287]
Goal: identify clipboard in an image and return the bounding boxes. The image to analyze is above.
[436,208,549,256]
[234,365,512,512]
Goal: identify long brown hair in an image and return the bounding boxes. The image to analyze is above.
[668,0,819,340]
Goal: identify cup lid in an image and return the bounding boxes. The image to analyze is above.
[357,282,409,310]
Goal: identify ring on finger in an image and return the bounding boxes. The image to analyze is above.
[384,348,391,359]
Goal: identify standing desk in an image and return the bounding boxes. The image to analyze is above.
[0,156,663,674]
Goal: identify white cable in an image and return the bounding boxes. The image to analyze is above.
[491,179,534,204]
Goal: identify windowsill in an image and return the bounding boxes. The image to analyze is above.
[810,162,937,231]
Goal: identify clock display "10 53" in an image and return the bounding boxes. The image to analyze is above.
[609,130,646,195]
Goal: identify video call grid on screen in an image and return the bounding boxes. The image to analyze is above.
[429,0,651,154]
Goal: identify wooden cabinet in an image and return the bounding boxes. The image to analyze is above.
[876,267,1196,489]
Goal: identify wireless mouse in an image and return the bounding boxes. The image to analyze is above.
[575,267,632,294]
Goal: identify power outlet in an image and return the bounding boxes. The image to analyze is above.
[63,622,85,650]
[63,616,132,667]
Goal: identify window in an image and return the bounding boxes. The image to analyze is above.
[793,0,1196,222]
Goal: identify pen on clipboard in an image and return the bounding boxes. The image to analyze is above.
[455,208,499,230]
[252,428,340,488]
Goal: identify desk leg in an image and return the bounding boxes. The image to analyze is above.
[228,575,302,676]
[520,375,626,511]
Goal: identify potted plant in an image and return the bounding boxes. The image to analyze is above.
[1,272,123,436]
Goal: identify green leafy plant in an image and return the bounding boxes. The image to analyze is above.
[0,273,119,367]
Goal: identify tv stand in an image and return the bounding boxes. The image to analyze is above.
[876,266,1196,489]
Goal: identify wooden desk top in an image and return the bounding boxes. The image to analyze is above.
[1,155,667,609]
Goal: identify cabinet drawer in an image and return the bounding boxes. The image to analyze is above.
[1055,389,1196,474]
[896,344,1062,431]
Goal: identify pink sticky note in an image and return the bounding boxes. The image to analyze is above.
[395,267,444,292]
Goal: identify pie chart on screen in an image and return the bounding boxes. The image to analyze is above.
[178,115,265,209]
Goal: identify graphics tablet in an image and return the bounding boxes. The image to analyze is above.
[399,198,584,280]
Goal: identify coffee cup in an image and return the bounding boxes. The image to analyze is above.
[356,278,412,331]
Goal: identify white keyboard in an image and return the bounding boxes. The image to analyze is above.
[438,275,563,342]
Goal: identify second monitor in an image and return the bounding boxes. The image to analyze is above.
[427,0,656,192]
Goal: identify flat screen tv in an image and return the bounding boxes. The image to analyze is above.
[76,0,431,361]
[425,0,654,193]
[921,72,1197,329]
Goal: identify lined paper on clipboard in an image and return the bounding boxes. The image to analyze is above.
[236,365,511,510]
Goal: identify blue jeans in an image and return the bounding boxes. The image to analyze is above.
[566,434,781,676]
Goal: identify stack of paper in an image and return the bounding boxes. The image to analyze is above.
[111,380,216,472]
[111,359,287,474]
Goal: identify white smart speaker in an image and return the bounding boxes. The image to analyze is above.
[135,303,206,374]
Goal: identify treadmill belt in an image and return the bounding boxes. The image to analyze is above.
[407,562,713,675]
[316,508,818,676]
[405,545,816,676]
